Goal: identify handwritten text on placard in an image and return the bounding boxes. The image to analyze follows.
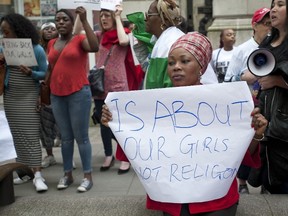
[105,82,254,203]
[1,38,37,66]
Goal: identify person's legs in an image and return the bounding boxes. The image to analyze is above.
[94,99,114,169]
[39,106,57,168]
[68,86,93,192]
[237,165,251,194]
[162,203,237,216]
[69,86,92,175]
[51,94,74,186]
[198,203,237,216]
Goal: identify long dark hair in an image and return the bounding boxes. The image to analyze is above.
[0,13,39,44]
[269,0,288,41]
[260,0,288,63]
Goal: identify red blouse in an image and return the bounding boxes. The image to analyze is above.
[47,35,89,96]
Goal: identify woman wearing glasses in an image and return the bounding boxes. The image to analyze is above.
[143,0,184,89]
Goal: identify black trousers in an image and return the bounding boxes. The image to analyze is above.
[163,203,238,216]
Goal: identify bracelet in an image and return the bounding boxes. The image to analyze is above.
[253,133,265,141]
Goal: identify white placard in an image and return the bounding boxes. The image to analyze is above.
[57,0,122,11]
[1,38,38,66]
[57,0,101,10]
[100,0,122,10]
[105,82,254,203]
[0,111,17,163]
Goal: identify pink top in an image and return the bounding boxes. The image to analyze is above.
[94,31,129,100]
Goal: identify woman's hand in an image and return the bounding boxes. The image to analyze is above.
[19,65,32,76]
[115,4,123,17]
[249,107,268,154]
[75,6,87,23]
[101,104,113,127]
[258,75,286,90]
[251,107,268,137]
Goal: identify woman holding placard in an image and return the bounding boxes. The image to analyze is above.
[0,13,48,192]
[101,32,268,215]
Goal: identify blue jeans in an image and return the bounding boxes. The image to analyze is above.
[94,99,116,156]
[51,85,92,173]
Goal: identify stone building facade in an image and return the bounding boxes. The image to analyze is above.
[1,0,272,49]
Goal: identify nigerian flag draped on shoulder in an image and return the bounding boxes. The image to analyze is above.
[144,26,184,89]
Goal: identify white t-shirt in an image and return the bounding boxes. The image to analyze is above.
[210,48,235,83]
[224,37,259,82]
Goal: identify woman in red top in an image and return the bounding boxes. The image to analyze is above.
[101,32,268,215]
[47,7,98,192]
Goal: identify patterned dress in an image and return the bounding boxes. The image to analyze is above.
[3,45,47,167]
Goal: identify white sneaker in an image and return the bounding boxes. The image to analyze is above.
[73,161,76,169]
[54,137,61,147]
[13,176,31,185]
[77,178,93,192]
[41,155,56,168]
[33,177,48,192]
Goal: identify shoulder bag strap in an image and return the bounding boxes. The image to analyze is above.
[215,48,222,68]
[103,45,114,67]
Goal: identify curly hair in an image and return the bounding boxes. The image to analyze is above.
[0,13,39,44]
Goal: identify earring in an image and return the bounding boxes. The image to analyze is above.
[160,24,165,30]
[198,71,202,80]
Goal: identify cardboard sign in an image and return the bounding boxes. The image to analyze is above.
[105,82,254,203]
[57,0,122,11]
[1,38,38,66]
[100,0,122,10]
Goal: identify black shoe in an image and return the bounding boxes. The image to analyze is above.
[118,167,130,175]
[239,184,249,194]
[100,156,115,171]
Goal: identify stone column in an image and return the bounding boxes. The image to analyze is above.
[207,0,271,49]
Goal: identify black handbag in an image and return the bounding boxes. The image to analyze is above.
[88,67,105,96]
[88,45,114,96]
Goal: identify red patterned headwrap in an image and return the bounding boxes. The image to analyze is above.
[169,32,212,73]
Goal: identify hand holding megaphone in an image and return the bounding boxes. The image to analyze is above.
[247,48,276,77]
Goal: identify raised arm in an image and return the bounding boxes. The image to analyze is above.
[76,6,99,52]
[115,4,129,46]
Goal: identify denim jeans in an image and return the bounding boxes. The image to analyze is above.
[94,99,116,156]
[51,85,92,173]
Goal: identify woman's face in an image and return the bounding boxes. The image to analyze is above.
[0,21,16,38]
[167,47,202,87]
[271,0,287,30]
[42,26,58,40]
[100,10,114,31]
[54,12,73,36]
[145,1,162,35]
[221,29,236,47]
